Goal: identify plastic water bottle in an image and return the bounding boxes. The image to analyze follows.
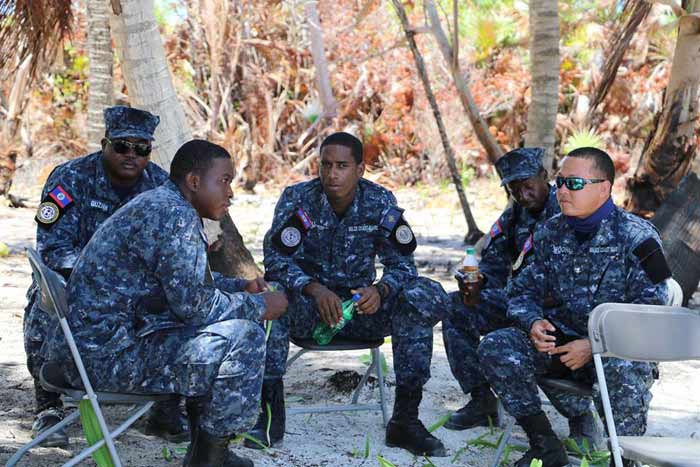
[312,294,361,345]
[461,247,479,284]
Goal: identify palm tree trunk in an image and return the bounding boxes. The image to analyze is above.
[109,0,191,169]
[86,0,114,152]
[525,0,560,171]
[625,5,700,217]
[109,0,261,278]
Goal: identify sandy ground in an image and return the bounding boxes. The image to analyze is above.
[1,179,699,467]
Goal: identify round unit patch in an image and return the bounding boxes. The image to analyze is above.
[280,226,302,248]
[37,202,60,224]
[395,225,414,245]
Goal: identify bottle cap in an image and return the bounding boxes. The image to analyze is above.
[352,293,361,302]
[466,247,475,255]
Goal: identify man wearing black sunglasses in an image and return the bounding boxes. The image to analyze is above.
[442,147,595,450]
[479,147,671,467]
[23,106,190,446]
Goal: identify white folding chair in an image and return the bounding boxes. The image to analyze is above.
[6,249,173,467]
[588,303,700,467]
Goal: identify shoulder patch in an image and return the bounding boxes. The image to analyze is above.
[272,207,313,255]
[35,185,75,229]
[490,220,503,238]
[380,207,416,255]
[36,202,60,226]
[633,238,671,284]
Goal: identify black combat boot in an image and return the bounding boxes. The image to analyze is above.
[144,397,190,443]
[568,409,599,451]
[244,378,285,449]
[32,407,69,447]
[183,397,207,465]
[514,411,569,467]
[444,384,499,430]
[184,429,253,467]
[385,386,447,457]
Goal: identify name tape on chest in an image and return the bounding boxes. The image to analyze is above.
[35,184,74,229]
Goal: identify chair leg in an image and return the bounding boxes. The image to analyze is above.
[85,394,123,467]
[374,349,389,427]
[5,410,81,467]
[286,348,308,370]
[61,401,154,467]
[492,417,515,467]
[352,350,376,404]
[594,354,624,467]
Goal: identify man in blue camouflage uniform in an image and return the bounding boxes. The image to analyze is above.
[478,147,671,467]
[247,132,450,457]
[22,106,187,446]
[60,140,288,467]
[442,148,595,447]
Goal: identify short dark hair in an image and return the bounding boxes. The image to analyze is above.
[170,139,231,182]
[566,147,615,184]
[320,132,363,164]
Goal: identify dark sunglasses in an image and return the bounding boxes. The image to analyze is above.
[555,176,606,191]
[107,138,152,157]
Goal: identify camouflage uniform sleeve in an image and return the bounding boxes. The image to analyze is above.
[376,197,418,294]
[36,167,83,272]
[212,272,249,293]
[625,229,670,306]
[506,225,546,332]
[154,210,266,324]
[263,187,314,294]
[479,207,516,290]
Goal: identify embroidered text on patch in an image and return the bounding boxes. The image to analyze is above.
[348,225,378,233]
[90,200,110,211]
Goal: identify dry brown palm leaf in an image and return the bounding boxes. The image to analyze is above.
[0,0,73,79]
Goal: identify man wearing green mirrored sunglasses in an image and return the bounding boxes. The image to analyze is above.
[478,147,672,467]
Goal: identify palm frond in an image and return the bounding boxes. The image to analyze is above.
[0,0,74,78]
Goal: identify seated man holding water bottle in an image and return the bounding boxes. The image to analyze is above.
[249,132,450,457]
[442,148,595,445]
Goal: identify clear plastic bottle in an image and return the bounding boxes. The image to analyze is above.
[312,294,361,345]
[461,247,479,284]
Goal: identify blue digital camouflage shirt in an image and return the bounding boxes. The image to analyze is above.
[508,204,669,336]
[65,180,266,357]
[263,178,417,296]
[35,151,169,272]
[480,184,560,298]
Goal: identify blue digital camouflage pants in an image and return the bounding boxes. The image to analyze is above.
[265,277,448,389]
[443,293,592,418]
[23,284,65,412]
[479,327,654,436]
[82,319,265,437]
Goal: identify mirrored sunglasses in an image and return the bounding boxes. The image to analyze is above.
[107,138,152,157]
[555,176,606,191]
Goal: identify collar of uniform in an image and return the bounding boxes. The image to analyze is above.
[318,184,361,225]
[94,151,152,203]
[561,205,619,247]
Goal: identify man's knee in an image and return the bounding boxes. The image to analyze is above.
[478,327,526,361]
[397,276,449,325]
